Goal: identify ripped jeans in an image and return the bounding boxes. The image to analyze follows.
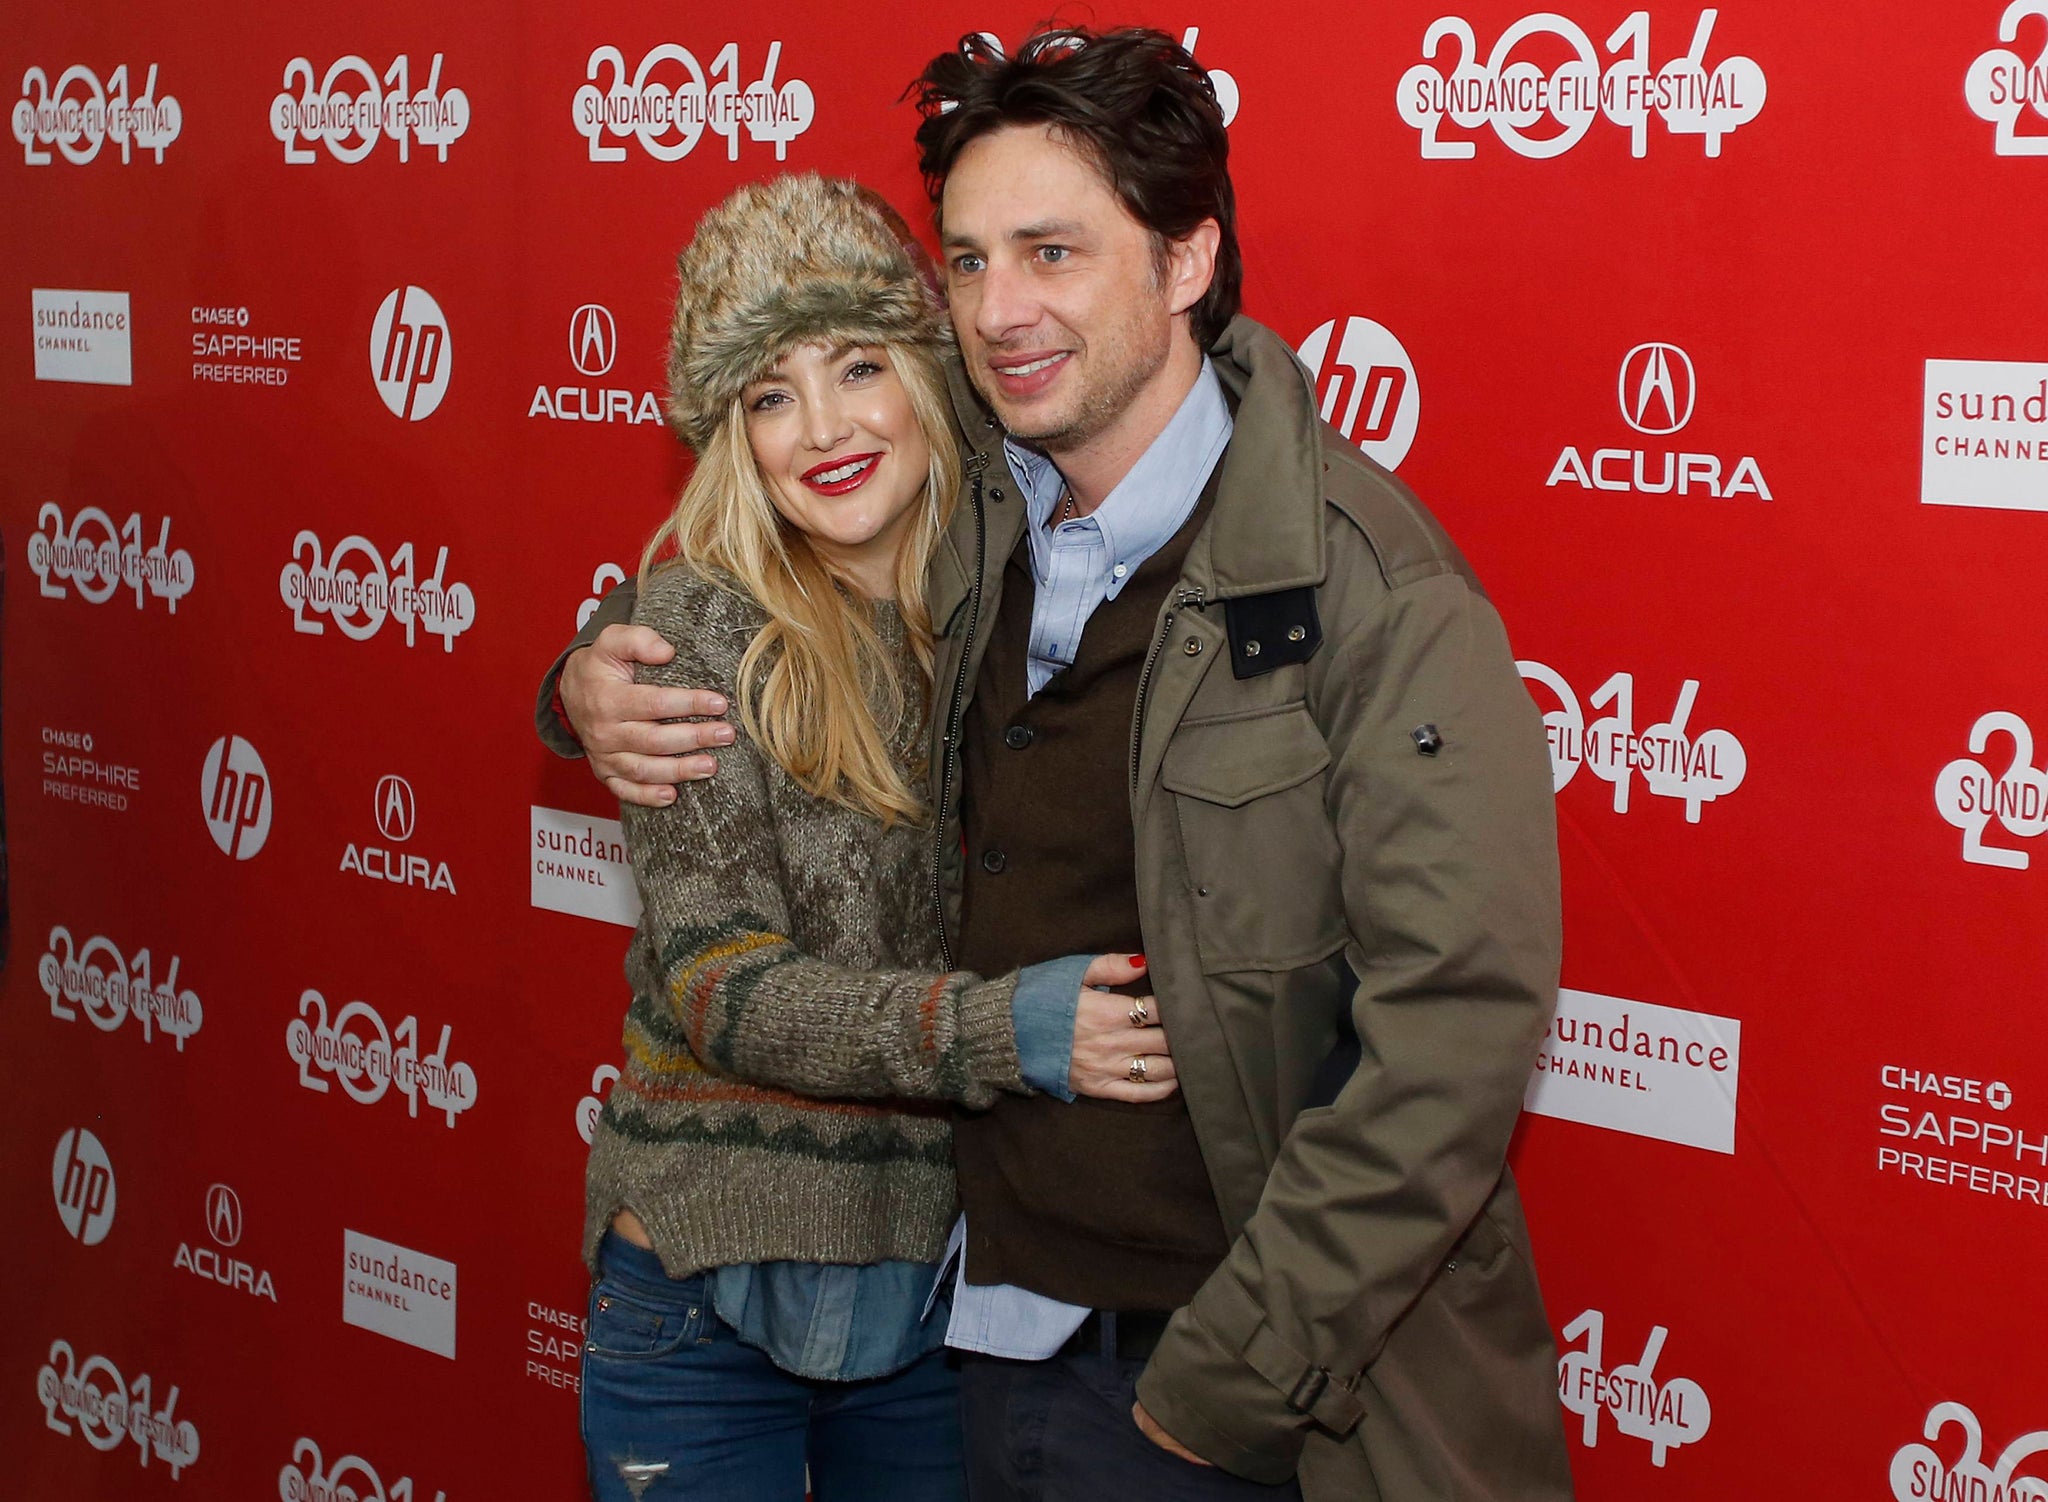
[580,1235,966,1502]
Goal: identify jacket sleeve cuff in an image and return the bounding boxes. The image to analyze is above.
[1010,955,1086,1101]
[1135,1269,1364,1483]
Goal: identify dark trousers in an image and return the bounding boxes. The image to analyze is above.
[959,1349,1304,1502]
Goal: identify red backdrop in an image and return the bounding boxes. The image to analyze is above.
[5,3,2046,1498]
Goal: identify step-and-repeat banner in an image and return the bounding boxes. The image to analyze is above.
[4,2,2044,1497]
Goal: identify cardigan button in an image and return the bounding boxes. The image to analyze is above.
[981,849,1008,874]
[1003,725,1034,751]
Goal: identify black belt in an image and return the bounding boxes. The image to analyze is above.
[1058,1308,1172,1362]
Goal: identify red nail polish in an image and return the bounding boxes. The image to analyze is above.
[1129,954,1146,969]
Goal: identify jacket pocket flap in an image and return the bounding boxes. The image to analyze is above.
[1160,708,1330,808]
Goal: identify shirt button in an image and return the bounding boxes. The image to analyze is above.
[981,849,1008,874]
[1112,563,1127,579]
[1003,725,1034,750]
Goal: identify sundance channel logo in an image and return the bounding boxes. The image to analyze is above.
[342,1229,456,1359]
[1523,988,1740,1154]
[1923,359,2048,512]
[32,289,131,385]
[531,806,641,926]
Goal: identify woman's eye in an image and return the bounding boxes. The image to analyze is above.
[748,390,788,412]
[846,360,881,381]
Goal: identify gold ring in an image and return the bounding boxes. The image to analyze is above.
[1128,1056,1149,1083]
[1129,1000,1150,1028]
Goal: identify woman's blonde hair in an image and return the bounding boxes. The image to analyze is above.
[639,341,960,826]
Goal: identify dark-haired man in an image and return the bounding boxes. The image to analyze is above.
[541,28,1572,1502]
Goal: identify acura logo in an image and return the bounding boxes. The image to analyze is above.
[569,304,616,377]
[206,1183,242,1248]
[1618,343,1696,436]
[374,774,416,843]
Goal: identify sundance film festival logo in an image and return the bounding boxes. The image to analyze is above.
[31,290,134,386]
[282,1437,445,1502]
[12,64,181,164]
[1966,3,2048,157]
[1519,663,1746,822]
[575,41,815,162]
[1400,10,1765,159]
[281,531,476,649]
[1892,1402,2048,1501]
[201,735,272,859]
[36,1340,200,1479]
[1922,360,2048,512]
[29,502,192,607]
[342,1230,457,1360]
[173,1184,277,1302]
[370,286,450,420]
[341,774,456,895]
[578,562,630,629]
[529,303,663,425]
[52,1128,116,1245]
[271,54,469,163]
[577,1063,621,1142]
[41,926,202,1050]
[287,989,477,1126]
[1937,711,2048,869]
[1296,317,1419,470]
[1558,1309,1710,1467]
[1548,343,1771,500]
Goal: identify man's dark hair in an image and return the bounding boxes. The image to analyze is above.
[910,27,1242,350]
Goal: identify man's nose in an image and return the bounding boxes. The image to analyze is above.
[970,260,1037,347]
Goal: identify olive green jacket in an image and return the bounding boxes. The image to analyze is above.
[540,316,1572,1501]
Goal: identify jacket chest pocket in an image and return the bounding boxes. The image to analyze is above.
[1160,705,1346,974]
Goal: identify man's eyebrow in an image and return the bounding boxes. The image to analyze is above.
[1009,219,1086,242]
[940,219,1089,250]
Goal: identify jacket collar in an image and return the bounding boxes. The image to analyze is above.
[1200,315,1327,600]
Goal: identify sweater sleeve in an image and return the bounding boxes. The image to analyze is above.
[621,570,1028,1109]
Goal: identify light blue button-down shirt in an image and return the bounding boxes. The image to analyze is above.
[940,359,1235,1359]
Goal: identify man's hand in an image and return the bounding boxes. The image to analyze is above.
[1133,1400,1212,1466]
[561,624,734,807]
[1068,953,1177,1102]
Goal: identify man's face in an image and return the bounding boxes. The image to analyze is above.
[940,123,1179,453]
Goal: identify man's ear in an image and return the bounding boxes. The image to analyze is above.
[1163,220,1221,319]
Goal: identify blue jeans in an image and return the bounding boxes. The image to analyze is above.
[581,1234,966,1502]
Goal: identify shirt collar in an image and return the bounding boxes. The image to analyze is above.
[1005,358,1233,591]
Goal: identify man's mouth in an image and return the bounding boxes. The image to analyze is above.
[801,453,881,495]
[987,350,1072,398]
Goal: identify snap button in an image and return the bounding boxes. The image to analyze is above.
[1196,885,1212,897]
[1182,638,1202,656]
[981,849,1007,874]
[1244,640,1262,657]
[990,487,1005,501]
[1003,725,1033,750]
[1287,625,1307,642]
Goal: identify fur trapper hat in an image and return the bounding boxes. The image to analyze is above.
[665,173,947,452]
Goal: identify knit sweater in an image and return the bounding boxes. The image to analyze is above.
[583,563,1026,1277]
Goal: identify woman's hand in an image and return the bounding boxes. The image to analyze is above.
[1067,954,1177,1102]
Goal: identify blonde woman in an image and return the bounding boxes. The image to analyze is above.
[578,176,1172,1502]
